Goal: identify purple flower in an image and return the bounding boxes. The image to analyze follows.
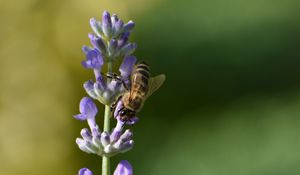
[119,43,137,56]
[75,117,134,156]
[123,21,135,33]
[83,80,98,99]
[117,32,130,49]
[88,33,107,55]
[81,48,104,70]
[78,168,93,175]
[108,39,118,57]
[81,55,137,105]
[86,10,137,63]
[113,160,133,175]
[74,97,98,128]
[113,19,124,37]
[90,18,103,36]
[74,98,134,156]
[102,11,112,37]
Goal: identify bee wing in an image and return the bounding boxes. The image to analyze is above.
[146,74,166,99]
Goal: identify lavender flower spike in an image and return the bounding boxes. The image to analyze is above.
[74,10,165,175]
[113,160,133,175]
[74,97,98,129]
[78,168,93,175]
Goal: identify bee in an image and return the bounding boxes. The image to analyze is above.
[113,61,165,122]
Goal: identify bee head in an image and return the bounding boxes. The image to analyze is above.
[119,108,136,121]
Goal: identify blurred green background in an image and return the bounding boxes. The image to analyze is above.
[1,0,300,174]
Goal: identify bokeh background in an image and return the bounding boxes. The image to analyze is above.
[1,0,300,174]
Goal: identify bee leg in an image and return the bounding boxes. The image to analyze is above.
[101,72,130,91]
[110,95,123,112]
[121,80,130,91]
[110,102,117,112]
[104,72,122,81]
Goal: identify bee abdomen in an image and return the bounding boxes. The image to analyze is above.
[136,61,150,72]
[131,62,150,97]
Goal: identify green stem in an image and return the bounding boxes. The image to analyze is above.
[102,62,113,175]
[103,105,111,133]
[107,61,113,73]
[102,153,110,175]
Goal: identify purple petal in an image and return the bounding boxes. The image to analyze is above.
[95,76,107,91]
[120,43,137,56]
[110,117,125,143]
[81,128,93,141]
[91,126,101,138]
[102,11,112,26]
[110,129,122,143]
[90,18,103,36]
[123,21,135,32]
[114,19,124,34]
[82,49,104,70]
[119,56,137,78]
[118,140,134,153]
[101,131,110,146]
[89,33,106,53]
[79,97,98,118]
[83,80,97,99]
[114,100,123,118]
[107,80,122,92]
[108,39,118,54]
[111,14,119,25]
[79,168,93,175]
[119,129,133,142]
[125,116,139,125]
[102,11,112,37]
[118,32,130,48]
[82,46,93,54]
[76,138,87,150]
[74,114,88,121]
[113,160,133,175]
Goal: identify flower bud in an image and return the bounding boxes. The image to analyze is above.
[81,49,104,70]
[119,140,134,153]
[102,11,112,37]
[76,138,96,154]
[113,19,124,37]
[113,160,133,175]
[79,168,93,175]
[120,43,137,56]
[119,129,133,142]
[111,14,119,25]
[81,128,93,141]
[90,18,103,37]
[101,132,111,146]
[117,32,130,48]
[83,80,97,99]
[123,21,135,33]
[88,33,107,54]
[108,39,118,57]
[82,46,92,54]
[91,127,102,147]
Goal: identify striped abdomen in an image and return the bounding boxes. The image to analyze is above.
[124,62,150,111]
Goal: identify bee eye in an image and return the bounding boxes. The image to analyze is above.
[120,110,126,116]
